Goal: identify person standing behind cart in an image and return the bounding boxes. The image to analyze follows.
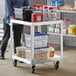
[0,0,29,59]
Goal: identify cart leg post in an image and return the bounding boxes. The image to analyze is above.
[10,22,15,56]
[61,22,64,60]
[12,59,17,67]
[30,25,35,73]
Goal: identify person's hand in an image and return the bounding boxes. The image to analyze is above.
[10,16,14,19]
[22,6,33,9]
[27,6,33,9]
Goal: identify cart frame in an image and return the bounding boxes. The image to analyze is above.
[9,19,63,73]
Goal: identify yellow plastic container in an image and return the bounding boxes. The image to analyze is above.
[68,25,76,35]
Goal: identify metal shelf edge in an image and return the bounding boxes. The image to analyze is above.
[12,55,31,64]
[48,32,76,37]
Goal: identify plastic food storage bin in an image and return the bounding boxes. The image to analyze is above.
[16,47,26,58]
[26,48,47,60]
[25,32,48,48]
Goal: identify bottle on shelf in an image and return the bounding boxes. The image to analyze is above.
[47,44,55,58]
[57,18,71,34]
[48,24,56,33]
[55,0,59,6]
[43,5,48,21]
[50,0,64,6]
[50,0,55,6]
[36,4,41,11]
[41,4,45,12]
[33,4,37,11]
[48,7,54,21]
[61,0,64,6]
[68,25,76,35]
[48,6,57,21]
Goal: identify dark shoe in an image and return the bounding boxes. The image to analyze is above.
[0,56,4,60]
[0,51,5,60]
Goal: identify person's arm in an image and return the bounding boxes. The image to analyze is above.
[5,0,15,18]
[23,0,29,6]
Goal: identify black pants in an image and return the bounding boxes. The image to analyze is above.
[1,23,23,54]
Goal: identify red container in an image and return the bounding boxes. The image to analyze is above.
[31,12,43,22]
[33,4,36,8]
[37,4,41,8]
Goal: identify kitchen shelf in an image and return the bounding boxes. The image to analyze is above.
[48,32,76,37]
[56,10,76,13]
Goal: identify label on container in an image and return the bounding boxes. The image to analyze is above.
[43,6,48,21]
[69,29,72,33]
[50,51,54,57]
[37,16,41,21]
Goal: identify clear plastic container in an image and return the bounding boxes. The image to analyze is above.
[41,4,45,12]
[50,0,64,6]
[48,25,55,33]
[36,4,41,11]
[48,24,56,33]
[33,4,37,11]
[57,19,71,29]
[43,5,48,21]
[63,19,71,29]
[25,32,48,48]
[48,6,57,21]
[57,19,71,34]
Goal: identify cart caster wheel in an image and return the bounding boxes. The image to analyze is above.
[30,65,35,73]
[13,60,17,67]
[54,61,59,70]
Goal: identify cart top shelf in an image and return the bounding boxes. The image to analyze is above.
[10,19,63,26]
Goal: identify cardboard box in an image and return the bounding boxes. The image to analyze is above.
[16,47,26,58]
[26,48,47,60]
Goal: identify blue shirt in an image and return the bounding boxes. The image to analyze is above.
[4,0,29,23]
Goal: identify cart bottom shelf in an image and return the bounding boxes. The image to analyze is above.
[12,54,61,65]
